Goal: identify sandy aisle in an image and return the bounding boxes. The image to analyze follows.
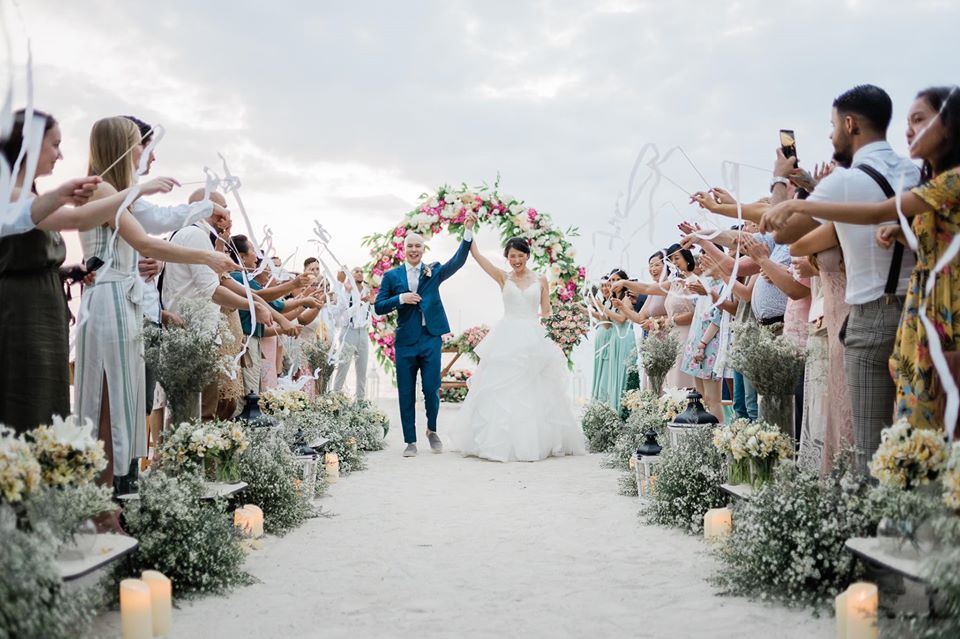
[92,401,831,638]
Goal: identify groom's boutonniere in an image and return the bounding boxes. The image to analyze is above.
[422,264,432,279]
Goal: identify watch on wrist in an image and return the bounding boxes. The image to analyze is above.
[770,176,790,191]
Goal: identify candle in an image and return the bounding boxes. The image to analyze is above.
[234,506,255,538]
[845,582,878,639]
[325,452,340,484]
[120,579,153,639]
[244,504,264,538]
[140,571,172,637]
[703,508,733,541]
[835,588,849,639]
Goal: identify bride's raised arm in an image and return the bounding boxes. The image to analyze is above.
[469,236,507,288]
[539,275,551,317]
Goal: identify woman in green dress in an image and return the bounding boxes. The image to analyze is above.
[590,277,613,403]
[601,269,636,410]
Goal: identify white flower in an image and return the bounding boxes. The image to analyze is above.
[49,414,96,449]
[567,245,577,259]
[550,243,563,255]
[550,264,562,278]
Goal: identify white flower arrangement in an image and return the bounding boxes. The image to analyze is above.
[869,419,948,490]
[157,420,249,480]
[25,416,106,488]
[0,427,42,504]
[580,401,624,453]
[659,387,689,421]
[259,388,310,417]
[640,332,680,392]
[728,321,806,396]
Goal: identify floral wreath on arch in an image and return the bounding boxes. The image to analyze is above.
[362,180,587,374]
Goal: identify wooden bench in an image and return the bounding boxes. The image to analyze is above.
[58,533,138,582]
[117,481,249,502]
[720,483,754,501]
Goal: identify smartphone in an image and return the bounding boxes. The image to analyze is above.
[779,129,797,160]
[85,256,105,273]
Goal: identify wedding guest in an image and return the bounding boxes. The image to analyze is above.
[613,252,669,391]
[74,117,234,492]
[597,269,635,409]
[680,262,726,421]
[0,110,170,432]
[762,85,922,468]
[764,85,960,438]
[589,277,613,402]
[333,267,374,400]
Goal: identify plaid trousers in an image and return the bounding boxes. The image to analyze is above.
[843,295,903,474]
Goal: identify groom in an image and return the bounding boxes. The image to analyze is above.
[375,213,477,457]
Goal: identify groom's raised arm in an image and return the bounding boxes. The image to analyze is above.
[375,272,402,315]
[438,230,473,283]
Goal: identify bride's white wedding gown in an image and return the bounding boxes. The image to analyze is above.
[449,279,587,462]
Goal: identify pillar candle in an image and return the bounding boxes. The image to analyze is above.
[140,571,172,637]
[234,506,254,538]
[243,504,264,538]
[325,452,340,484]
[846,582,878,639]
[835,588,848,639]
[703,508,732,541]
[120,579,153,639]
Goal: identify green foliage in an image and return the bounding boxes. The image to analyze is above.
[0,508,102,639]
[119,473,251,597]
[644,427,726,533]
[580,401,623,453]
[712,462,882,608]
[239,429,316,535]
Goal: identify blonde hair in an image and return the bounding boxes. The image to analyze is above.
[87,116,140,190]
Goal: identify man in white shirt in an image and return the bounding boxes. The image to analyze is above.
[333,267,374,400]
[769,85,921,473]
[161,190,275,417]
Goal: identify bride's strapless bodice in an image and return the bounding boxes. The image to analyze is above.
[502,279,540,319]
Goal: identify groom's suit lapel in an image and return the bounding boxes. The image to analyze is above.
[397,266,410,294]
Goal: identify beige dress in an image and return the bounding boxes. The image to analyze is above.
[664,282,694,389]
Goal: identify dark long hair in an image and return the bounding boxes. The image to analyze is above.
[503,236,531,257]
[915,86,960,181]
[229,234,254,266]
[665,243,695,272]
[608,268,629,300]
[0,109,57,194]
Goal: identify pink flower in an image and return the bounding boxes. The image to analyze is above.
[394,227,407,237]
[527,208,538,221]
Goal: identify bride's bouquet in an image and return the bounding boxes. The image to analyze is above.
[542,301,589,365]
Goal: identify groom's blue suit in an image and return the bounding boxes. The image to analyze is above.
[374,237,472,443]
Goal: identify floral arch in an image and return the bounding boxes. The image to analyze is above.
[362,181,587,373]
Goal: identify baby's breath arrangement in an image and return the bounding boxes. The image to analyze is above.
[712,463,882,609]
[282,395,366,474]
[644,427,726,533]
[302,338,337,395]
[943,442,960,512]
[0,509,102,639]
[119,472,251,597]
[144,298,237,423]
[619,389,646,416]
[24,482,115,544]
[25,415,106,488]
[607,390,664,472]
[713,418,752,485]
[157,420,249,482]
[0,427,42,504]
[580,400,623,453]
[239,429,317,535]
[640,331,680,394]
[869,418,949,490]
[728,321,806,396]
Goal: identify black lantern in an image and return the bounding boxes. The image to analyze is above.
[671,390,719,426]
[636,429,662,458]
[239,392,274,427]
[292,427,319,457]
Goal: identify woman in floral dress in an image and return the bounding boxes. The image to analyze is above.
[680,272,725,421]
[766,86,960,435]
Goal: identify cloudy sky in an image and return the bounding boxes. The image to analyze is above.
[6,0,958,379]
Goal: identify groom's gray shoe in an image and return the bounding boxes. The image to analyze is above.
[403,443,417,457]
[426,430,443,453]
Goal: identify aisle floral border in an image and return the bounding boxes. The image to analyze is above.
[362,180,586,373]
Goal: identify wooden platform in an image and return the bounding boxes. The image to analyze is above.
[845,537,927,583]
[117,481,248,502]
[720,483,754,501]
[58,533,138,582]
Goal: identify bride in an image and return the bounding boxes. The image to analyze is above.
[448,235,586,462]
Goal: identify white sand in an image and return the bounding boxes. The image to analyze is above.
[92,402,832,638]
